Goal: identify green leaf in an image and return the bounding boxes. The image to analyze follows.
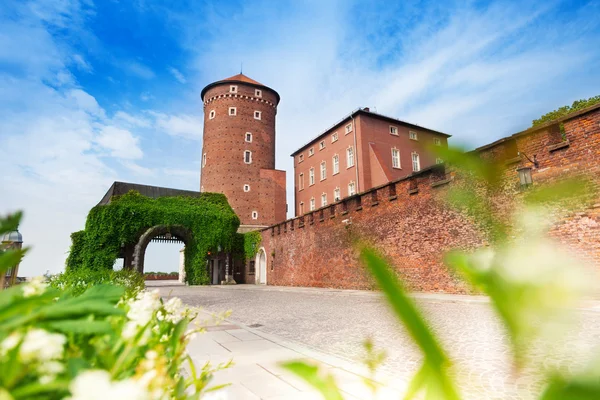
[81,284,125,302]
[0,212,22,236]
[10,380,70,399]
[0,249,27,275]
[540,376,600,400]
[360,246,460,400]
[281,361,344,400]
[44,319,113,334]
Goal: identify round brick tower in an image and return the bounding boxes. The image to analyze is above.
[200,74,285,229]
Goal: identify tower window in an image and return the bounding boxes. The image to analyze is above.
[347,146,354,168]
[245,132,252,142]
[308,147,314,157]
[230,85,238,93]
[229,107,237,116]
[391,148,401,169]
[319,141,325,150]
[252,211,258,220]
[310,197,315,211]
[299,173,304,190]
[390,126,398,135]
[255,89,262,97]
[254,111,262,120]
[332,154,339,175]
[412,152,420,172]
[244,150,252,164]
[345,123,352,134]
[209,110,215,119]
[434,137,441,146]
[202,153,206,167]
[331,132,338,142]
[409,131,418,140]
[299,202,304,214]
[320,161,326,181]
[321,193,327,207]
[244,184,250,192]
[309,168,315,186]
[298,154,304,163]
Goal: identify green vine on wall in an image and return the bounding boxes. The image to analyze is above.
[532,95,600,127]
[243,231,262,260]
[66,190,240,285]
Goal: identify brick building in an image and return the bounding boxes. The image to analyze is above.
[200,74,286,230]
[291,108,450,216]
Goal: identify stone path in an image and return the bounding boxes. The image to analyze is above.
[153,282,600,399]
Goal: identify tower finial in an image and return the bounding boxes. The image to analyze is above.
[240,62,243,74]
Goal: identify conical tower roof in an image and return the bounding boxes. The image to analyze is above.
[201,73,279,104]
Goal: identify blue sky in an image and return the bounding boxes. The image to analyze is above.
[1,0,599,276]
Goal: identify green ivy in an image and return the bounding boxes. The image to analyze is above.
[532,95,600,126]
[66,190,240,285]
[243,231,262,260]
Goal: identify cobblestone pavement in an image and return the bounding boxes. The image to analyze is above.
[154,283,600,400]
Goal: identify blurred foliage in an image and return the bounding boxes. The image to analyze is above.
[532,95,600,126]
[0,211,27,276]
[49,268,145,298]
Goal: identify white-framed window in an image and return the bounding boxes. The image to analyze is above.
[308,147,314,157]
[201,185,204,192]
[334,188,341,201]
[254,111,262,120]
[332,154,339,175]
[345,122,353,134]
[245,132,252,142]
[209,110,215,119]
[202,153,206,167]
[252,211,258,220]
[320,161,326,181]
[244,150,252,164]
[321,193,327,207]
[299,154,304,163]
[299,202,304,214]
[390,126,398,135]
[409,131,418,140]
[309,168,315,185]
[244,184,250,192]
[434,137,442,146]
[331,132,338,142]
[347,146,355,168]
[299,173,304,190]
[255,89,262,97]
[436,157,444,164]
[348,181,356,196]
[310,197,315,211]
[229,107,237,116]
[230,85,238,93]
[412,152,420,172]
[391,148,401,169]
[319,141,325,150]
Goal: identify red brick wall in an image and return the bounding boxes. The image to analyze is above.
[253,106,600,292]
[201,80,286,226]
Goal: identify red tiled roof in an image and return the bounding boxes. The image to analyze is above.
[220,73,264,86]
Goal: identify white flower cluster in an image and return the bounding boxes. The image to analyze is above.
[160,297,188,324]
[1,328,66,383]
[22,276,47,297]
[122,289,161,342]
[68,370,148,400]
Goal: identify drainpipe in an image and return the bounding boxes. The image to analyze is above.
[350,112,360,193]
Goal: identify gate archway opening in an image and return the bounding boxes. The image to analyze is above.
[130,225,192,275]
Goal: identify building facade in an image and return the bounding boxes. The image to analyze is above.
[291,108,450,216]
[200,74,286,229]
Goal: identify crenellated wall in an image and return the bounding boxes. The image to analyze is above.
[247,105,600,292]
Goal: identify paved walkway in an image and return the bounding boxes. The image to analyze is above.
[152,282,600,399]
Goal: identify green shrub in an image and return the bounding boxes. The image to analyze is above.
[532,95,600,126]
[49,268,145,298]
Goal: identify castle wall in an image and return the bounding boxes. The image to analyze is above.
[250,106,600,292]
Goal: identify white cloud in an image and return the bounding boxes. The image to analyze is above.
[140,92,154,101]
[114,111,152,127]
[124,61,155,79]
[121,161,155,176]
[72,54,92,72]
[95,126,143,160]
[150,112,203,140]
[168,67,187,83]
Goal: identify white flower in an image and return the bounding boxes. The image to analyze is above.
[127,290,161,327]
[39,360,65,375]
[163,297,187,324]
[22,276,47,297]
[20,329,66,362]
[1,333,21,354]
[122,321,139,340]
[69,370,149,400]
[160,334,168,342]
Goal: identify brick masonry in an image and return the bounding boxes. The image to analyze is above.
[249,105,600,292]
